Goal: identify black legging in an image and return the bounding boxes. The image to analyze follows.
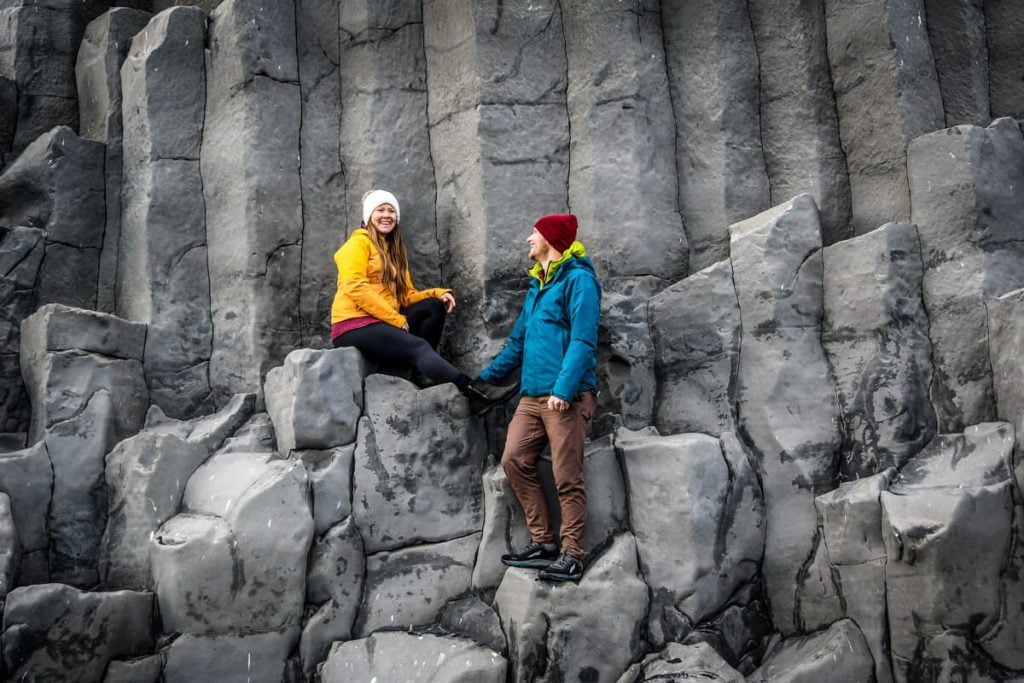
[332,298,464,385]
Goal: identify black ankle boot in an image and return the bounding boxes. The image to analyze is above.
[460,378,519,416]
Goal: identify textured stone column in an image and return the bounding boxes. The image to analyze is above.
[822,223,936,480]
[76,8,152,315]
[729,194,840,635]
[339,1,437,288]
[749,0,852,245]
[985,0,1024,119]
[561,0,686,280]
[924,0,990,126]
[0,226,44,434]
[908,118,1024,431]
[661,0,768,270]
[201,0,303,399]
[297,0,344,346]
[823,0,945,233]
[119,7,212,418]
[423,0,570,370]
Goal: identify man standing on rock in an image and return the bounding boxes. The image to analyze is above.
[477,214,601,583]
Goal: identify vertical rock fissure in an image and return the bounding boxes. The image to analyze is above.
[655,0,687,258]
[744,0,773,203]
[196,22,214,404]
[555,0,572,212]
[293,1,309,346]
[418,0,444,285]
[909,224,941,425]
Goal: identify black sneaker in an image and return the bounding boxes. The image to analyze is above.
[462,379,519,416]
[501,540,558,569]
[539,553,583,582]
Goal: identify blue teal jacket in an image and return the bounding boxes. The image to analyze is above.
[478,241,601,401]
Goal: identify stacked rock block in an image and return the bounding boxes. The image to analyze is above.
[0,0,1020,680]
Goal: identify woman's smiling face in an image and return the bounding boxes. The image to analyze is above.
[370,204,397,234]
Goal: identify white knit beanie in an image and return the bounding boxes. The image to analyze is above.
[362,190,400,226]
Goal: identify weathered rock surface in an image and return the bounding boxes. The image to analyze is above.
[118,7,212,417]
[597,276,659,429]
[822,222,936,480]
[1,584,154,682]
[661,0,767,270]
[75,7,152,314]
[201,0,302,399]
[909,118,1024,431]
[985,0,1024,119]
[264,347,365,456]
[320,632,506,683]
[161,629,298,683]
[439,595,506,655]
[297,444,353,536]
[882,422,1016,681]
[495,532,648,683]
[618,641,744,683]
[617,428,764,646]
[729,194,840,635]
[823,0,945,233]
[748,0,851,245]
[925,0,989,127]
[649,258,739,437]
[355,532,479,637]
[747,619,875,682]
[100,432,210,590]
[103,654,162,683]
[989,288,1024,451]
[352,375,484,553]
[0,225,44,432]
[0,492,19,597]
[0,439,51,558]
[472,464,528,596]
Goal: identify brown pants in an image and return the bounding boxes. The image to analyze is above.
[501,392,596,559]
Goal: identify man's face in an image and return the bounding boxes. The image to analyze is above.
[527,228,549,262]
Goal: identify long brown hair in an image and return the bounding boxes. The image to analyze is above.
[364,213,411,304]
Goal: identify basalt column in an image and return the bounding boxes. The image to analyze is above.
[118,7,212,418]
[339,1,438,289]
[201,0,302,400]
[423,0,570,371]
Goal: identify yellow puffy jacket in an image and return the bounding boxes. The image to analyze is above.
[330,228,449,329]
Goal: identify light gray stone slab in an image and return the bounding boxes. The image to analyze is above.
[352,375,485,553]
[296,444,353,536]
[99,431,210,590]
[649,258,739,437]
[924,0,990,126]
[2,584,153,682]
[617,429,764,646]
[76,7,153,314]
[747,619,875,683]
[185,392,255,453]
[749,0,852,245]
[0,439,51,553]
[354,533,479,637]
[985,0,1024,119]
[21,303,145,362]
[822,223,936,479]
[439,595,506,655]
[729,194,840,635]
[305,516,363,609]
[661,0,768,270]
[495,532,648,683]
[909,118,1024,431]
[320,632,506,683]
[161,628,298,683]
[823,0,945,233]
[264,347,365,456]
[201,0,302,400]
[561,0,685,281]
[472,464,528,597]
[216,412,276,454]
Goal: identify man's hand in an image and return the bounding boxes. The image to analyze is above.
[546,395,570,412]
[441,292,456,313]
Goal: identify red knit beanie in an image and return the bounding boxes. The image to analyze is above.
[534,214,578,254]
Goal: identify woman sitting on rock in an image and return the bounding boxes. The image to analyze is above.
[331,189,516,414]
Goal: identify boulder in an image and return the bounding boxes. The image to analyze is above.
[729,194,840,634]
[616,428,764,646]
[320,632,506,683]
[822,222,936,479]
[1,584,154,681]
[495,533,648,683]
[747,619,875,682]
[75,7,153,313]
[201,0,303,399]
[882,422,1016,681]
[924,0,989,126]
[354,533,479,637]
[661,0,768,269]
[649,258,739,437]
[185,392,255,453]
[296,444,353,536]
[680,583,774,675]
[822,0,944,232]
[161,629,298,683]
[263,347,365,456]
[216,412,277,454]
[99,432,210,590]
[908,118,1024,430]
[118,6,212,417]
[747,0,851,244]
[352,375,485,553]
